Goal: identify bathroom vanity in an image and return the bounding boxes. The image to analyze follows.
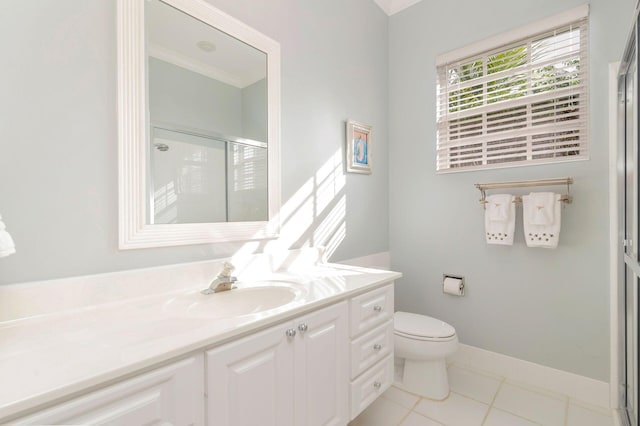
[0,257,399,425]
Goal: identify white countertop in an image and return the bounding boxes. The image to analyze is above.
[0,263,400,421]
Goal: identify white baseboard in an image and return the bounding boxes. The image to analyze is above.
[449,343,610,409]
[335,251,391,270]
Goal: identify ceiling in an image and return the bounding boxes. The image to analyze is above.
[146,0,266,89]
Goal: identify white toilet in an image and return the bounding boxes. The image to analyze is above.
[394,311,458,400]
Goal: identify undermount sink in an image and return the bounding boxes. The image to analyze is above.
[164,280,305,319]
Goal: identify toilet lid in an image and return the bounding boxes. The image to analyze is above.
[394,311,456,339]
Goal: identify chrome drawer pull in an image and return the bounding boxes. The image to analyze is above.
[373,344,382,351]
[373,381,382,389]
[298,323,308,333]
[373,305,383,312]
[285,328,297,338]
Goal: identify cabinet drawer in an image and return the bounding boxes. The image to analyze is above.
[14,355,204,425]
[349,284,394,337]
[349,355,393,420]
[350,320,393,379]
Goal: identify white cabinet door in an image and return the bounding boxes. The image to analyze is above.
[205,302,349,426]
[206,323,295,426]
[15,355,204,425]
[294,301,348,426]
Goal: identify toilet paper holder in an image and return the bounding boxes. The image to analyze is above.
[443,274,465,296]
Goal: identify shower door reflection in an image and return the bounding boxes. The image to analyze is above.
[149,126,268,224]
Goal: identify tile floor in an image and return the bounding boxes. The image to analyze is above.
[349,364,612,426]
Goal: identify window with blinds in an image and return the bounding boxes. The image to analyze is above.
[436,16,589,173]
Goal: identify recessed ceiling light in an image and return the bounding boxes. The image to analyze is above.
[197,41,216,52]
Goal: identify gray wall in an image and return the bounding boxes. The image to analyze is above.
[149,57,243,137]
[242,79,267,142]
[389,0,634,381]
[0,0,388,285]
[149,58,268,142]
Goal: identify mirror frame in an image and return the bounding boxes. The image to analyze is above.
[117,0,281,249]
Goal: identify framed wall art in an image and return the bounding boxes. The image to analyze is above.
[346,119,372,174]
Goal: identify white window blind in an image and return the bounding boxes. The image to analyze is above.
[436,14,589,173]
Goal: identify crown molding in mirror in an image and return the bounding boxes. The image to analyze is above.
[117,0,281,249]
[372,0,423,15]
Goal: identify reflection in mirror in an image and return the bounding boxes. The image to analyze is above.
[150,127,267,223]
[146,0,268,224]
[117,0,280,249]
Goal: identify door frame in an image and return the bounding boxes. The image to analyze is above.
[612,15,640,420]
[611,60,624,422]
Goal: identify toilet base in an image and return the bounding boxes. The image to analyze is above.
[398,358,450,400]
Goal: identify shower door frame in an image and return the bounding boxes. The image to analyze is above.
[618,10,640,425]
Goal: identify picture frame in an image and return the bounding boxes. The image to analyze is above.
[346,119,372,174]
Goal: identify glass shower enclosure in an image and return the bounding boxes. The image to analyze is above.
[148,125,268,225]
[618,8,640,425]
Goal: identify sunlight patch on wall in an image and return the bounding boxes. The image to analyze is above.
[264,148,346,257]
[311,194,346,259]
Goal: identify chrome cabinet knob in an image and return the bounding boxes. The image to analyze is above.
[373,381,382,389]
[285,328,297,338]
[298,323,308,333]
[373,305,383,312]
[373,343,382,351]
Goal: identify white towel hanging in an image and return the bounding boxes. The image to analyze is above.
[522,192,561,249]
[484,194,515,246]
[0,214,16,258]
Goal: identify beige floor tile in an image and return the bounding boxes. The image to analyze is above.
[384,386,421,409]
[448,365,502,404]
[400,411,444,426]
[483,408,540,426]
[362,361,610,426]
[413,392,489,426]
[567,403,613,426]
[493,383,567,426]
[349,395,410,426]
[569,398,611,416]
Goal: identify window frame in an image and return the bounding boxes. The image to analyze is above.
[435,4,589,173]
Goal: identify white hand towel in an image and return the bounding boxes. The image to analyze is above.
[522,192,561,249]
[530,192,555,225]
[0,214,16,258]
[484,194,515,245]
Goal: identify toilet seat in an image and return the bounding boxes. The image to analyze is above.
[394,311,456,341]
[395,330,456,342]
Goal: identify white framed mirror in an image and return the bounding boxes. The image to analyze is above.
[117,0,281,249]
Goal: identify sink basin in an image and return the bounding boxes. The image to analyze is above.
[164,280,305,319]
